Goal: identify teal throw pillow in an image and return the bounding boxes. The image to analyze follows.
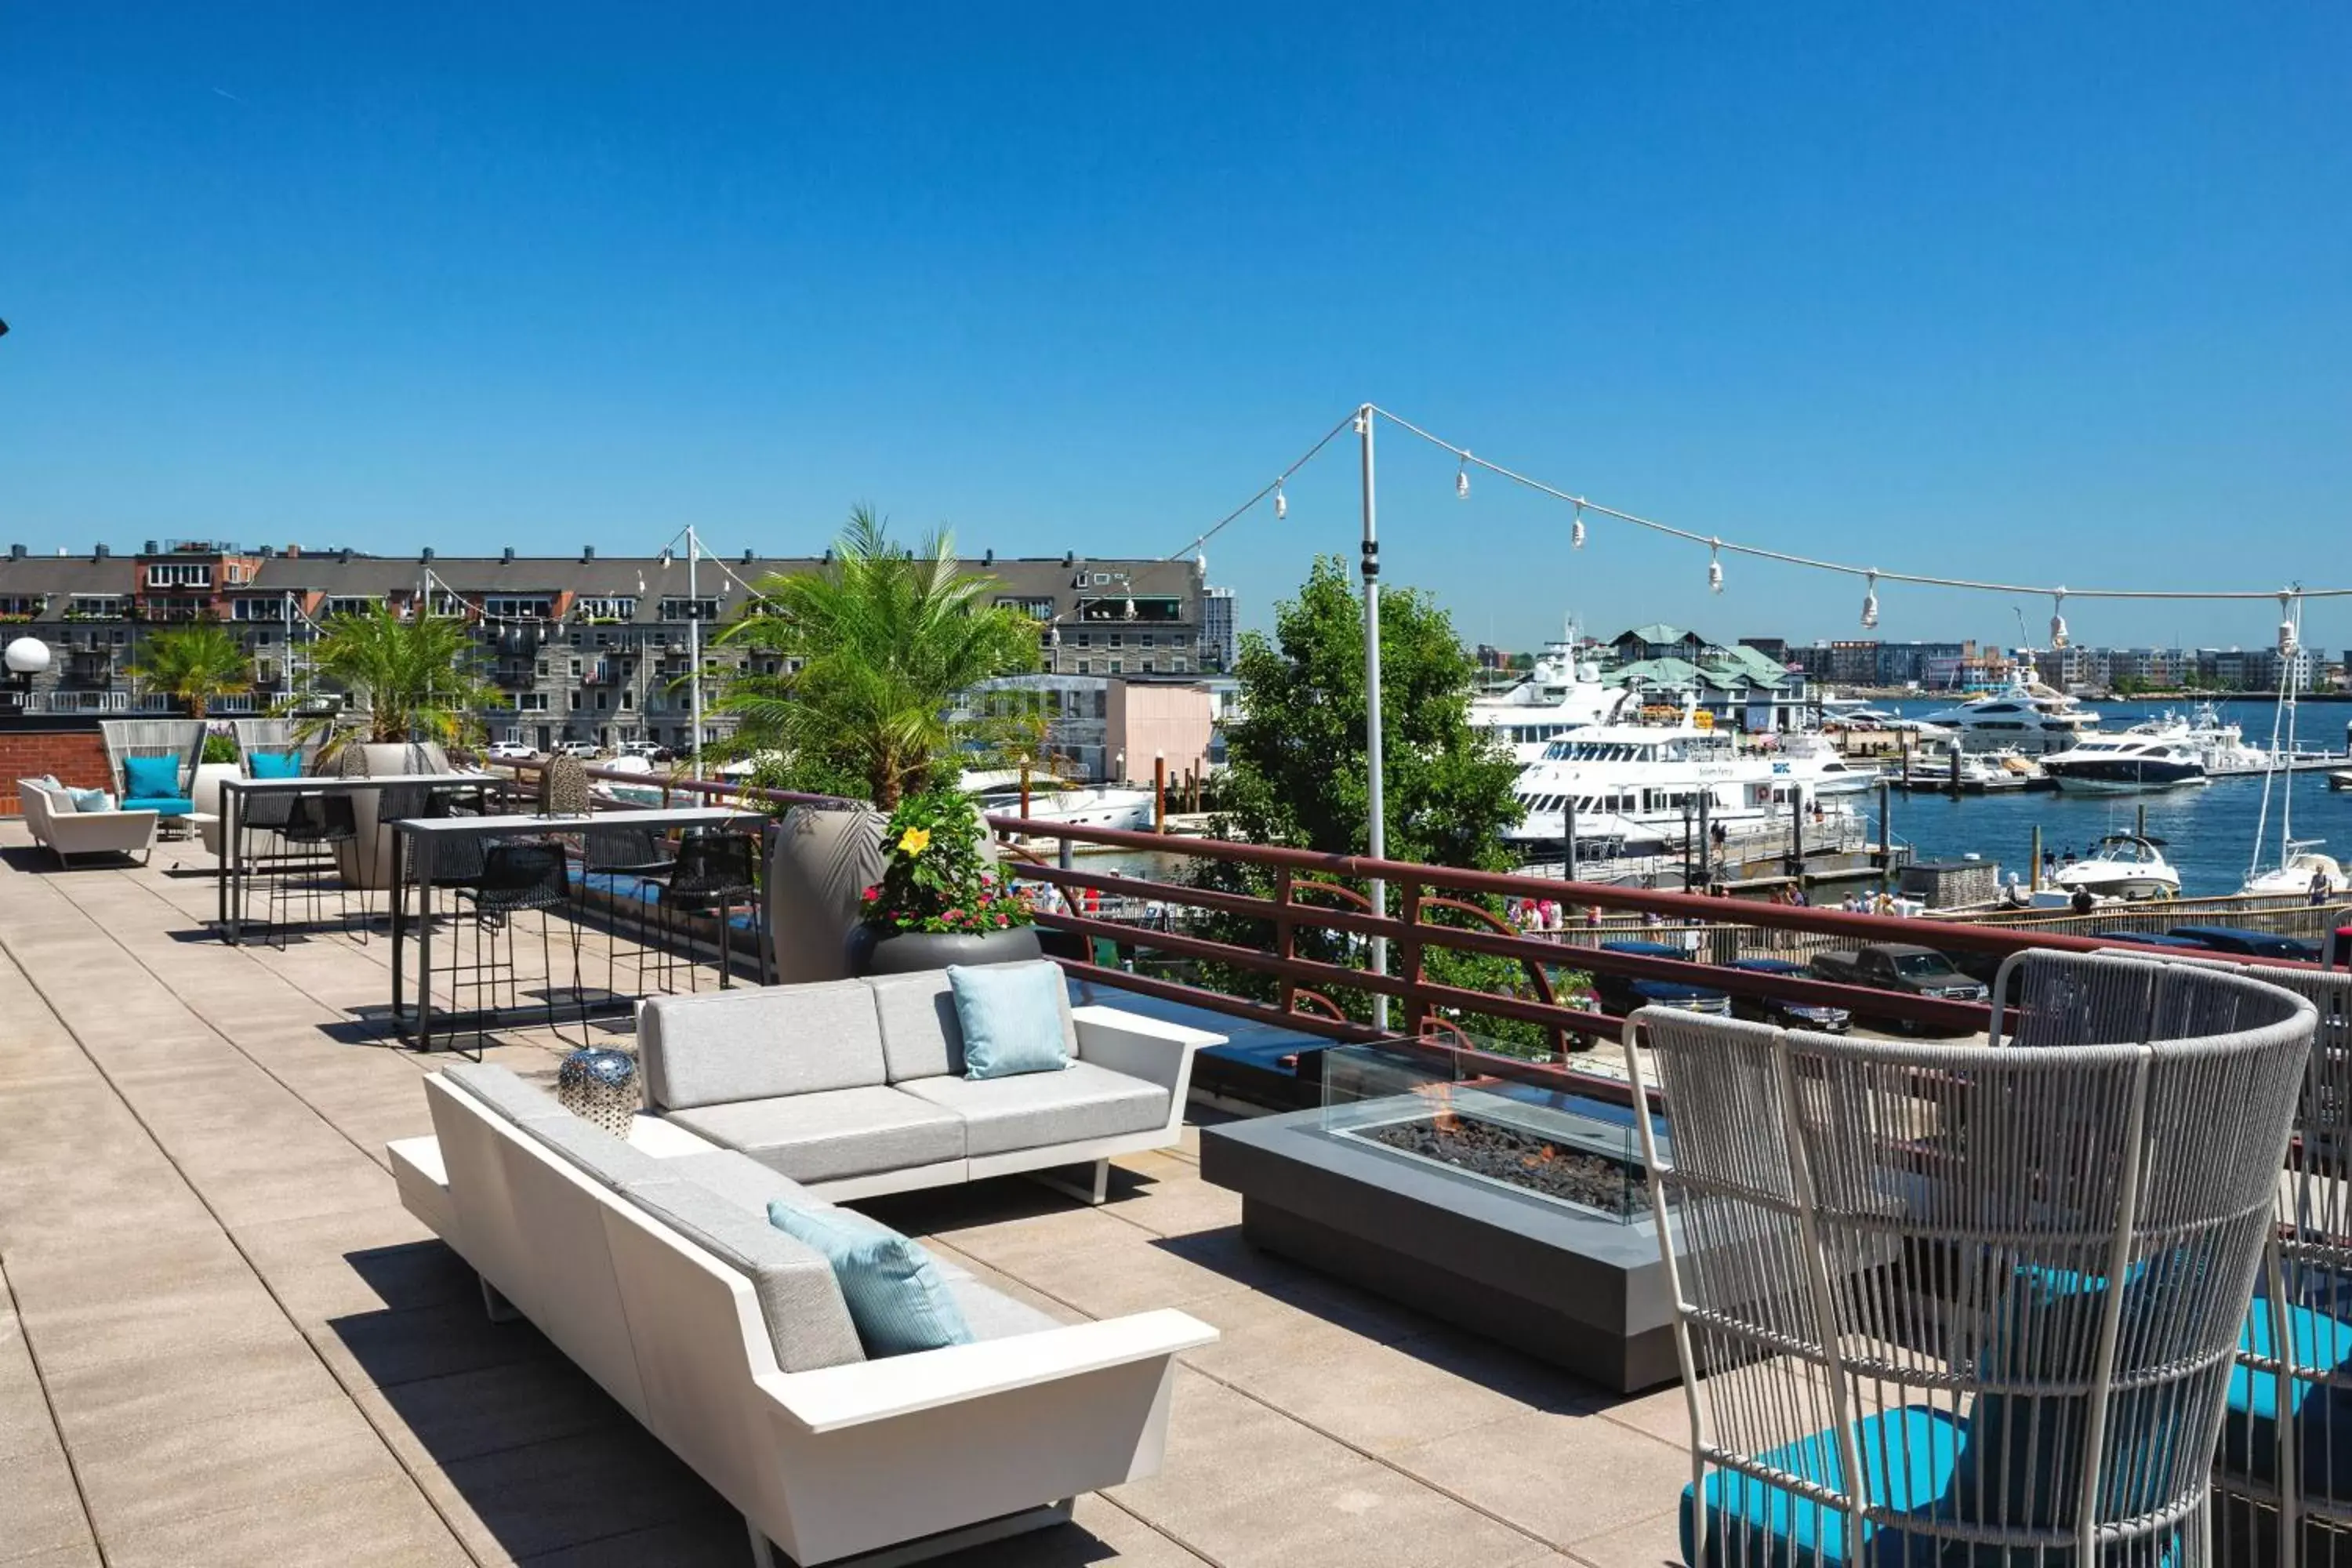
[122,754,183,799]
[767,1201,972,1357]
[66,787,111,813]
[948,962,1071,1080]
[247,751,304,779]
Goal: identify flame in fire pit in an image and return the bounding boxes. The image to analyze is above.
[1409,1078,1463,1134]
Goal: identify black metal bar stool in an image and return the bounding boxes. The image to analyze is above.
[663,829,766,989]
[579,824,681,1000]
[445,837,586,1054]
[267,792,365,945]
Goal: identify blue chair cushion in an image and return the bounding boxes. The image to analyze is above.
[122,796,192,817]
[66,787,111,812]
[766,1201,971,1358]
[2224,1290,2352,1497]
[122,754,183,800]
[1681,1406,1965,1568]
[246,751,304,779]
[949,962,1071,1080]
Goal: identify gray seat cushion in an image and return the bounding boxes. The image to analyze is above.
[639,979,887,1111]
[443,1061,572,1127]
[948,1276,1064,1341]
[443,1063,678,1192]
[621,1178,866,1373]
[660,1148,825,1219]
[663,1086,967,1184]
[867,963,1079,1083]
[896,1061,1169,1158]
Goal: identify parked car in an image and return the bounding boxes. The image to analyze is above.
[2085,930,2214,953]
[2167,926,2323,964]
[1592,939,1731,1018]
[553,741,601,760]
[1808,942,1987,1033]
[616,740,663,759]
[1726,957,1852,1032]
[483,741,537,761]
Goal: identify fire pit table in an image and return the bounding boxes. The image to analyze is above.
[1200,1038,1683,1392]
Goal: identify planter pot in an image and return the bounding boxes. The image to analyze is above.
[848,923,1043,977]
[334,741,452,890]
[190,761,241,858]
[766,804,889,985]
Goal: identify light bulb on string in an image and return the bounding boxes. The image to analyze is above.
[1570,501,1586,551]
[2279,591,2299,655]
[1707,540,1723,595]
[1455,455,1471,500]
[2049,591,2069,649]
[1860,572,1880,630]
[1272,481,1287,521]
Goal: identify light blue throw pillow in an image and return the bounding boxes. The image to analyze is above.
[247,751,304,779]
[948,962,1071,1080]
[66,787,111,813]
[122,754,183,799]
[767,1202,972,1357]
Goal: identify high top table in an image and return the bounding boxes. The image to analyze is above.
[216,772,505,945]
[390,805,761,1051]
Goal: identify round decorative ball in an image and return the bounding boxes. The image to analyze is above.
[556,1048,639,1139]
[3,636,52,676]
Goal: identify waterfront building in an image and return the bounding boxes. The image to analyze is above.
[0,540,1221,753]
[1599,624,1812,731]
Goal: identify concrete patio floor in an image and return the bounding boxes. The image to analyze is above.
[0,822,1697,1568]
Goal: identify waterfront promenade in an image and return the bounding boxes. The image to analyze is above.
[0,822,1695,1568]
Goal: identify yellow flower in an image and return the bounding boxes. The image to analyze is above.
[898,827,931,856]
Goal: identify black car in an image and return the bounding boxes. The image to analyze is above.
[1592,939,1731,1017]
[1726,958,1853,1033]
[2086,931,2214,953]
[2169,926,2322,964]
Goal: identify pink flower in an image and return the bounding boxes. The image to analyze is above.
[860,884,880,900]
[994,914,1007,927]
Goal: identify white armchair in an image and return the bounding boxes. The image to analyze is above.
[17,779,158,866]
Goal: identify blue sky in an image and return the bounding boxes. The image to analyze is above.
[5,3,2349,654]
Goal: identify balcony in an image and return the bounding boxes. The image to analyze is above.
[491,662,539,688]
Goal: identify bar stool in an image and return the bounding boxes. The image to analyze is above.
[445,838,586,1053]
[579,824,681,999]
[267,792,364,945]
[664,829,765,989]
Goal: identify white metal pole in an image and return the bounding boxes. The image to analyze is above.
[1359,404,1389,1033]
[688,525,705,779]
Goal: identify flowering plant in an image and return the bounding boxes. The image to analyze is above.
[858,786,1036,935]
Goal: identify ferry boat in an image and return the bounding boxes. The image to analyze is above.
[1916,677,2100,756]
[1467,641,1634,763]
[2052,833,2182,901]
[1503,718,1864,855]
[2040,725,2209,794]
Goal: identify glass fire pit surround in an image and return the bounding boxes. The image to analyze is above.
[1317,1040,1668,1224]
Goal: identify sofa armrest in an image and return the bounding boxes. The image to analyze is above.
[53,809,159,849]
[1069,1006,1225,1096]
[755,1308,1216,1434]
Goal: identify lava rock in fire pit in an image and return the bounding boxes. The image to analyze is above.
[1358,1111,1648,1217]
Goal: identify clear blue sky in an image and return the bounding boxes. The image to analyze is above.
[6,3,2349,654]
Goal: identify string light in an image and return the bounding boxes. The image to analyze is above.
[1860,571,1880,630]
[2049,591,2069,649]
[1273,481,1287,521]
[2280,591,2299,655]
[1455,455,1471,500]
[1707,540,1723,595]
[1570,501,1586,551]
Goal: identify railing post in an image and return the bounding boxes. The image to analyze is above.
[1274,866,1297,1015]
[1396,877,1425,1040]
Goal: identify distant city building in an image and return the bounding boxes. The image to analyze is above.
[0,539,1224,757]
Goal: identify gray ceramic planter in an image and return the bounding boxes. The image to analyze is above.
[848,923,1043,976]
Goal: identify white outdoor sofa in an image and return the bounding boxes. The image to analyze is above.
[393,1061,1216,1566]
[633,963,1226,1203]
[16,778,158,866]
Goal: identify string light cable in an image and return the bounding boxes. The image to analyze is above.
[1163,408,1360,562]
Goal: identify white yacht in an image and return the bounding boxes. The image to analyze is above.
[1504,718,1857,853]
[965,776,1159,832]
[1468,641,1634,764]
[2244,843,2347,898]
[2053,834,2183,901]
[2040,723,2209,794]
[1917,678,2100,755]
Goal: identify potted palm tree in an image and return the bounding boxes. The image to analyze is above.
[717,509,1040,980]
[292,604,499,887]
[129,620,256,854]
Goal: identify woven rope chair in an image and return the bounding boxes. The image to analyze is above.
[96,718,205,810]
[1628,951,2314,1568]
[228,717,322,775]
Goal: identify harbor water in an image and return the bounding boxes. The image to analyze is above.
[1876,697,2350,898]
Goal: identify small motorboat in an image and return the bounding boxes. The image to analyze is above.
[2242,842,2348,898]
[2053,833,2183,902]
[2330,770,2352,793]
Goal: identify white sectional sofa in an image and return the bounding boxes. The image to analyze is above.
[394,1061,1217,1566]
[634,964,1225,1203]
[16,778,158,866]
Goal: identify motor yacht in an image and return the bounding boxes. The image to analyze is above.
[2243,842,2347,898]
[2041,725,2208,794]
[2052,834,2183,901]
[1504,717,1857,853]
[1468,640,1634,763]
[1917,678,2100,755]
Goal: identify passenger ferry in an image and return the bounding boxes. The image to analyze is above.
[1467,643,1634,764]
[1504,718,1870,855]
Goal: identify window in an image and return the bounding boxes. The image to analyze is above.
[593,631,609,648]
[568,691,581,710]
[1140,659,1154,673]
[146,563,211,588]
[996,596,1057,620]
[67,595,125,619]
[324,597,378,619]
[230,597,287,621]
[1108,633,1123,648]
[1109,659,1123,674]
[659,597,721,622]
[568,659,582,677]
[573,596,637,622]
[425,591,466,616]
[1075,633,1092,648]
[0,595,42,617]
[594,691,608,710]
[1076,659,1093,675]
[483,595,554,621]
[515,693,550,712]
[619,690,633,710]
[252,630,273,646]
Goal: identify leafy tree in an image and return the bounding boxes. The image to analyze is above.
[294,603,498,751]
[714,507,1039,808]
[127,619,250,719]
[1190,557,1573,1051]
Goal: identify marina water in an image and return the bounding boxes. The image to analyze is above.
[1878,697,2352,898]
